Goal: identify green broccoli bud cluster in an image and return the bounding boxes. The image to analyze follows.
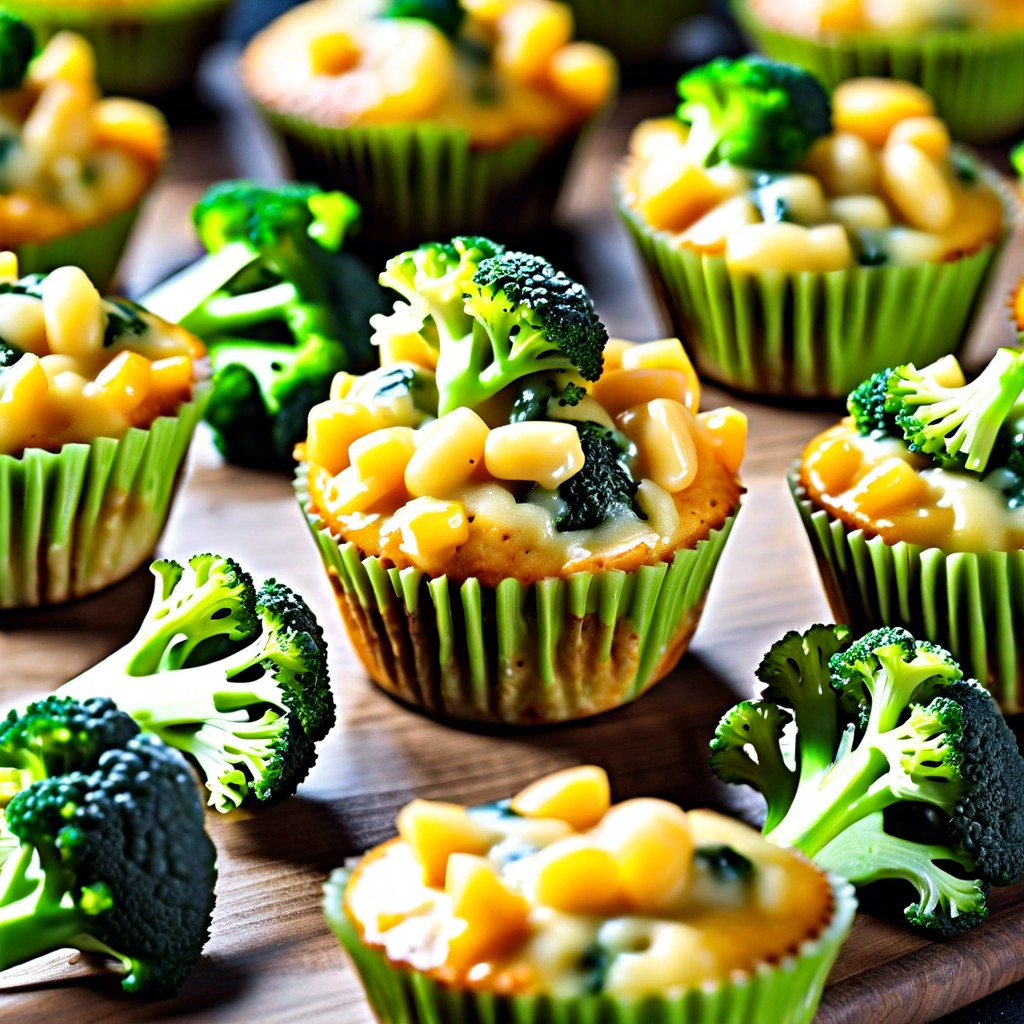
[0,13,35,91]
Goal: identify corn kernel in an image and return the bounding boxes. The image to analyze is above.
[756,174,829,225]
[305,400,387,476]
[149,355,193,396]
[817,0,865,30]
[527,838,625,915]
[887,115,950,161]
[803,131,880,196]
[309,32,360,75]
[618,398,699,493]
[882,142,955,232]
[548,42,615,112]
[349,425,417,497]
[851,458,935,518]
[320,467,379,516]
[697,406,747,475]
[391,497,470,562]
[377,327,439,369]
[600,799,694,912]
[592,368,693,417]
[485,421,584,490]
[0,294,47,355]
[463,0,514,22]
[884,228,945,265]
[805,434,862,494]
[91,350,152,415]
[629,117,689,162]
[329,372,358,400]
[397,800,500,888]
[23,80,95,161]
[833,78,935,146]
[0,352,48,407]
[679,196,761,254]
[0,252,18,282]
[92,99,167,164]
[919,354,966,389]
[725,223,854,274]
[827,195,892,231]
[496,0,573,84]
[405,408,489,497]
[601,338,634,373]
[510,766,610,831]
[41,266,104,357]
[620,339,700,411]
[445,854,531,970]
[363,20,454,122]
[634,155,727,232]
[28,31,95,85]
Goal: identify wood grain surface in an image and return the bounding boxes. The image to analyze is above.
[0,55,1022,1024]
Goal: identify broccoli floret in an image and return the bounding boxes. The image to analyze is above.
[58,555,335,813]
[709,625,1024,936]
[555,421,643,532]
[103,298,148,348]
[1011,141,1024,182]
[373,239,607,416]
[848,367,900,438]
[0,721,216,997]
[0,340,21,368]
[676,56,831,170]
[509,377,587,423]
[383,0,464,35]
[886,349,1024,472]
[0,13,35,91]
[140,181,386,471]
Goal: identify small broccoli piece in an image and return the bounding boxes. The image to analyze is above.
[383,0,465,35]
[0,13,35,91]
[373,239,607,416]
[0,727,216,997]
[886,349,1024,472]
[709,625,1024,936]
[676,56,832,170]
[346,363,439,426]
[848,368,901,438]
[509,377,587,423]
[103,298,148,348]
[0,340,21,368]
[140,181,386,471]
[1010,141,1023,181]
[58,556,335,813]
[555,421,643,532]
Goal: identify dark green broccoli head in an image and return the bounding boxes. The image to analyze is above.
[509,377,587,423]
[383,0,465,35]
[848,368,901,438]
[3,735,217,997]
[676,55,832,170]
[0,13,35,91]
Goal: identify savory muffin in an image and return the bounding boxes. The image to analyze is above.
[240,0,616,243]
[616,57,1013,397]
[0,255,207,607]
[296,236,745,723]
[325,765,857,1023]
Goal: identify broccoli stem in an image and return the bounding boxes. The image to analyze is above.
[182,282,297,337]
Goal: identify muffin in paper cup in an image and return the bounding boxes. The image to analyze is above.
[615,59,1016,400]
[0,258,208,609]
[2,0,230,98]
[324,769,857,1024]
[731,0,1024,144]
[562,0,708,62]
[294,237,746,725]
[241,0,616,247]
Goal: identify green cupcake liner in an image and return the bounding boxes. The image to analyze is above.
[261,114,589,247]
[324,866,857,1024]
[732,0,1024,144]
[616,177,1011,400]
[0,393,207,609]
[9,204,140,292]
[789,473,1024,714]
[7,0,230,97]
[296,465,737,724]
[564,0,708,61]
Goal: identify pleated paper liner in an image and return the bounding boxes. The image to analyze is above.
[564,0,708,61]
[324,866,857,1024]
[0,394,206,609]
[261,114,586,248]
[616,176,1011,400]
[10,205,140,292]
[789,473,1024,714]
[296,465,738,725]
[731,1,1024,144]
[5,0,230,98]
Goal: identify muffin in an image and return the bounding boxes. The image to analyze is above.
[732,0,1024,144]
[561,0,707,62]
[240,0,616,245]
[295,237,745,724]
[0,23,167,290]
[1,0,231,98]
[0,255,208,608]
[792,350,1024,711]
[324,765,858,1024]
[615,58,1014,399]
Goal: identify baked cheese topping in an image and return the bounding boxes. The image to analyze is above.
[344,766,834,997]
[0,256,205,456]
[241,0,616,148]
[800,419,1024,552]
[619,78,1004,272]
[300,336,746,580]
[0,32,165,246]
[751,0,1024,33]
